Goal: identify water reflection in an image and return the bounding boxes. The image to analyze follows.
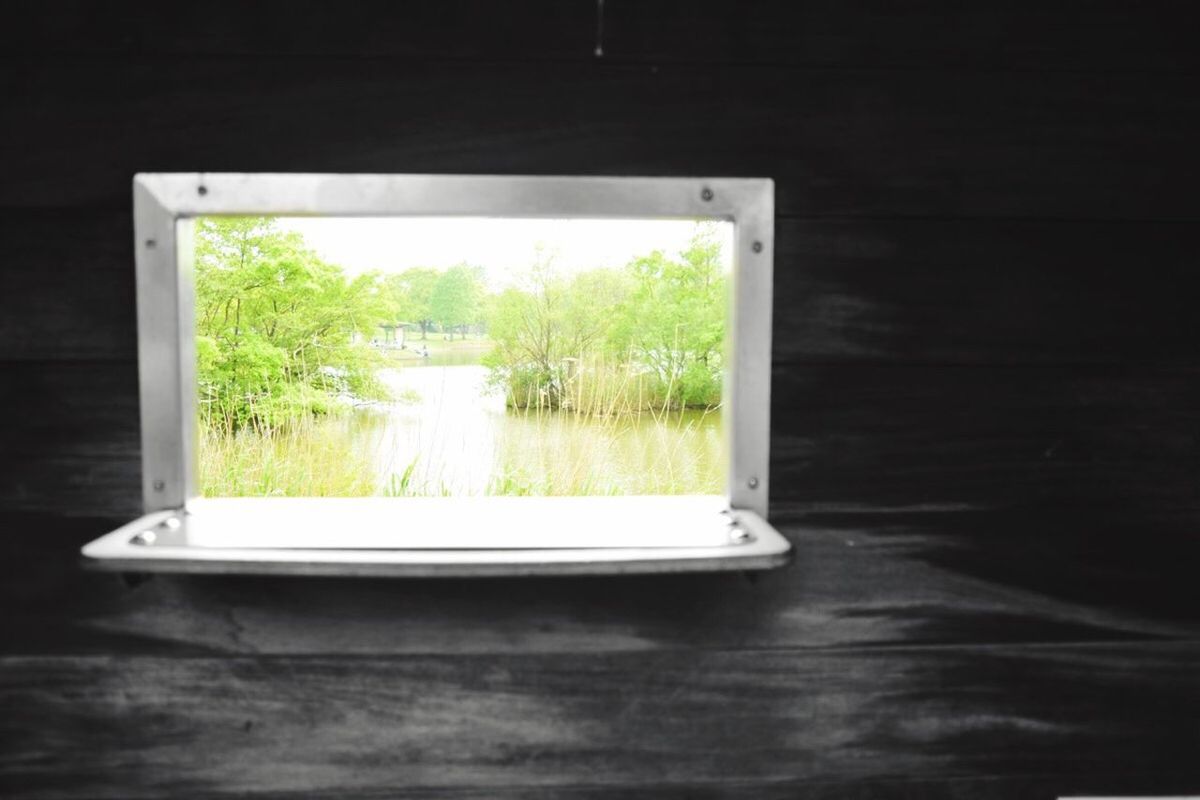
[338,361,724,496]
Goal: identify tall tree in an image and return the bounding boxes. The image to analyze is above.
[429,264,482,339]
[193,217,389,429]
[483,224,726,411]
[383,267,439,340]
[618,223,727,406]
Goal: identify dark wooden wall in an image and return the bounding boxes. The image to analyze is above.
[2,2,1198,797]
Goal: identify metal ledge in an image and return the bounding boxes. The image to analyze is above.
[96,173,786,579]
[81,496,792,577]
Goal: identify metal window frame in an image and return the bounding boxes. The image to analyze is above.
[82,173,790,577]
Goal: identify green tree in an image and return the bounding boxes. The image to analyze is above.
[483,224,726,411]
[617,223,727,407]
[484,252,632,408]
[383,267,439,339]
[193,217,391,430]
[429,264,483,339]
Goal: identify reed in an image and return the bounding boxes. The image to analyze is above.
[199,356,724,498]
[198,414,376,497]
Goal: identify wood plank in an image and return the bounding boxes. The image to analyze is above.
[52,776,1198,800]
[0,361,140,518]
[0,209,135,361]
[602,0,1200,73]
[5,211,1200,366]
[3,360,1198,519]
[6,2,1195,75]
[0,0,595,60]
[1,5,1197,798]
[2,359,1193,656]
[769,363,1200,511]
[3,60,1197,220]
[2,506,1196,657]
[773,218,1200,365]
[1,645,1197,797]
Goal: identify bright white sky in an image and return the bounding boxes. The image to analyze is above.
[276,217,733,289]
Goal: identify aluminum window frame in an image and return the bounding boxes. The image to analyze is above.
[84,173,789,576]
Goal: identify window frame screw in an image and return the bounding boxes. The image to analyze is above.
[747,476,759,489]
[153,480,165,491]
[700,187,714,202]
[752,241,763,253]
[197,185,208,196]
[730,528,754,544]
[131,530,157,546]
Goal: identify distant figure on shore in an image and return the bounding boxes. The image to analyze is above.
[420,345,430,359]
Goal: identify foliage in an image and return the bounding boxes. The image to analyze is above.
[484,224,728,411]
[195,216,728,498]
[616,224,728,407]
[198,416,377,497]
[382,267,438,339]
[429,264,484,339]
[194,217,391,430]
[483,248,635,408]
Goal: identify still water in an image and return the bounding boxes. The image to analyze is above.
[338,354,725,496]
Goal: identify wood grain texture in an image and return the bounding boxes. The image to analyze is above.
[3,60,1197,220]
[772,218,1200,365]
[6,210,1200,365]
[769,364,1200,510]
[602,0,1200,72]
[0,361,140,517]
[2,3,1199,797]
[7,1,1196,75]
[4,511,1195,659]
[0,209,136,361]
[2,360,1197,520]
[2,645,1198,798]
[0,0,596,59]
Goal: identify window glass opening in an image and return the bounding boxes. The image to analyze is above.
[189,216,734,499]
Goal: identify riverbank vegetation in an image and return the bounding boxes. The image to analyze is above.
[193,216,728,497]
[484,227,727,412]
[194,217,494,432]
[195,217,389,431]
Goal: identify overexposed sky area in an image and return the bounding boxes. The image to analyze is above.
[276,217,733,288]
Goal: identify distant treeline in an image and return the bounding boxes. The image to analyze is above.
[193,217,727,430]
[484,229,727,413]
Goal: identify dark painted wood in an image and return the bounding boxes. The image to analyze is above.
[7,211,1200,366]
[5,512,1194,658]
[0,209,136,361]
[773,218,1200,365]
[3,60,1198,220]
[2,645,1198,797]
[769,364,1200,510]
[2,3,1198,797]
[3,360,1198,521]
[0,1,595,60]
[0,361,140,517]
[9,1,1197,75]
[603,0,1200,72]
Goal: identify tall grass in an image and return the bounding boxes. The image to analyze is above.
[489,407,723,496]
[198,415,377,497]
[497,354,722,416]
[200,407,722,498]
[199,356,725,498]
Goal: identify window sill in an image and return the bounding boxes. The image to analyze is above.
[81,496,792,577]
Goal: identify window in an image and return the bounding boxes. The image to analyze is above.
[82,174,790,575]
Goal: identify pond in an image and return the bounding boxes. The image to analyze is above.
[200,348,726,498]
[350,356,725,496]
